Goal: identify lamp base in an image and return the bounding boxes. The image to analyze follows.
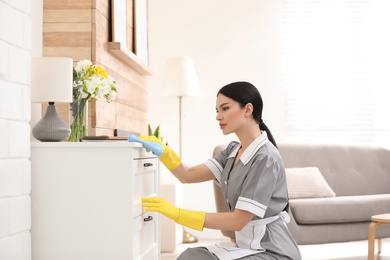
[32,102,71,142]
[183,229,198,243]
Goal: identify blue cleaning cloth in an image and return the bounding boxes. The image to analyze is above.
[128,135,164,156]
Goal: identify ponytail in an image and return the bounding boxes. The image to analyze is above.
[259,120,278,149]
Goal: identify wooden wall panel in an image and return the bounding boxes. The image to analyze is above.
[116,103,148,136]
[44,23,92,32]
[93,9,109,52]
[44,32,91,47]
[94,0,109,19]
[42,0,151,138]
[114,81,148,112]
[93,100,116,129]
[95,48,147,86]
[43,10,92,23]
[43,47,92,61]
[90,128,114,136]
[44,0,92,9]
[104,67,148,110]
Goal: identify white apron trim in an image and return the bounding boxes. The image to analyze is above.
[206,211,290,260]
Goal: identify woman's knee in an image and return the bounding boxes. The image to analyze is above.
[177,247,218,260]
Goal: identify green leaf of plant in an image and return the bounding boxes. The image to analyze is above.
[154,125,161,139]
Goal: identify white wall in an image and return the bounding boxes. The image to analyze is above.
[30,0,43,139]
[148,0,284,239]
[0,0,32,259]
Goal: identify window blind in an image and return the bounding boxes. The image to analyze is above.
[281,0,390,146]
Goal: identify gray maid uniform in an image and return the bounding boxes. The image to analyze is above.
[178,132,301,260]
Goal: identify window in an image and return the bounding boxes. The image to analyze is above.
[282,0,390,146]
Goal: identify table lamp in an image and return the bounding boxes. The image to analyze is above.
[31,57,73,142]
[163,56,202,243]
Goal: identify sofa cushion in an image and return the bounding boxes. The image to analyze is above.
[286,167,336,199]
[290,194,390,224]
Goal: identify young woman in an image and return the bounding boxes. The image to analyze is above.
[130,81,301,260]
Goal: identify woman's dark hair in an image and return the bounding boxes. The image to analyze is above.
[217,81,278,148]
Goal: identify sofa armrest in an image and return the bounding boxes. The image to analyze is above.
[213,182,235,239]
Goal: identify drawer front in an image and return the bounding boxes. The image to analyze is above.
[132,146,157,159]
[133,158,159,218]
[133,158,158,174]
[133,212,159,260]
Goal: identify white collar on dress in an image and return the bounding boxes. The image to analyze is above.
[227,132,269,166]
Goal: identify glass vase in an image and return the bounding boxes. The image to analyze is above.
[69,98,88,142]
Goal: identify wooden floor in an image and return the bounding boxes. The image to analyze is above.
[161,238,390,260]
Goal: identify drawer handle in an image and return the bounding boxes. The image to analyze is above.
[144,162,153,167]
[144,216,153,222]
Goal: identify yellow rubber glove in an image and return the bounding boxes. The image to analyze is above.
[139,136,181,170]
[142,197,205,231]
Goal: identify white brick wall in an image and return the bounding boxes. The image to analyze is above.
[0,0,32,259]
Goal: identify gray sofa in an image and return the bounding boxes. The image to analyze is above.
[213,143,390,245]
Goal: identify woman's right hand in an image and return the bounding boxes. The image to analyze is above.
[128,135,181,170]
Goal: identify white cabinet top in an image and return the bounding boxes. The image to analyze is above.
[31,141,144,148]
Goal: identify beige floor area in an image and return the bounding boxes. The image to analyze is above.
[161,238,390,260]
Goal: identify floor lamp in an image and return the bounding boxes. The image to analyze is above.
[163,56,202,243]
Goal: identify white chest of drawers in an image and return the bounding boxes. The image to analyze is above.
[31,142,160,260]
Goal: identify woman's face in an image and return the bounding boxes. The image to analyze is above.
[215,94,247,135]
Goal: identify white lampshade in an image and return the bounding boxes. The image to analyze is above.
[163,56,202,97]
[31,57,73,103]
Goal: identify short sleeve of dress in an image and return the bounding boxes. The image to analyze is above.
[203,141,239,186]
[235,153,281,218]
